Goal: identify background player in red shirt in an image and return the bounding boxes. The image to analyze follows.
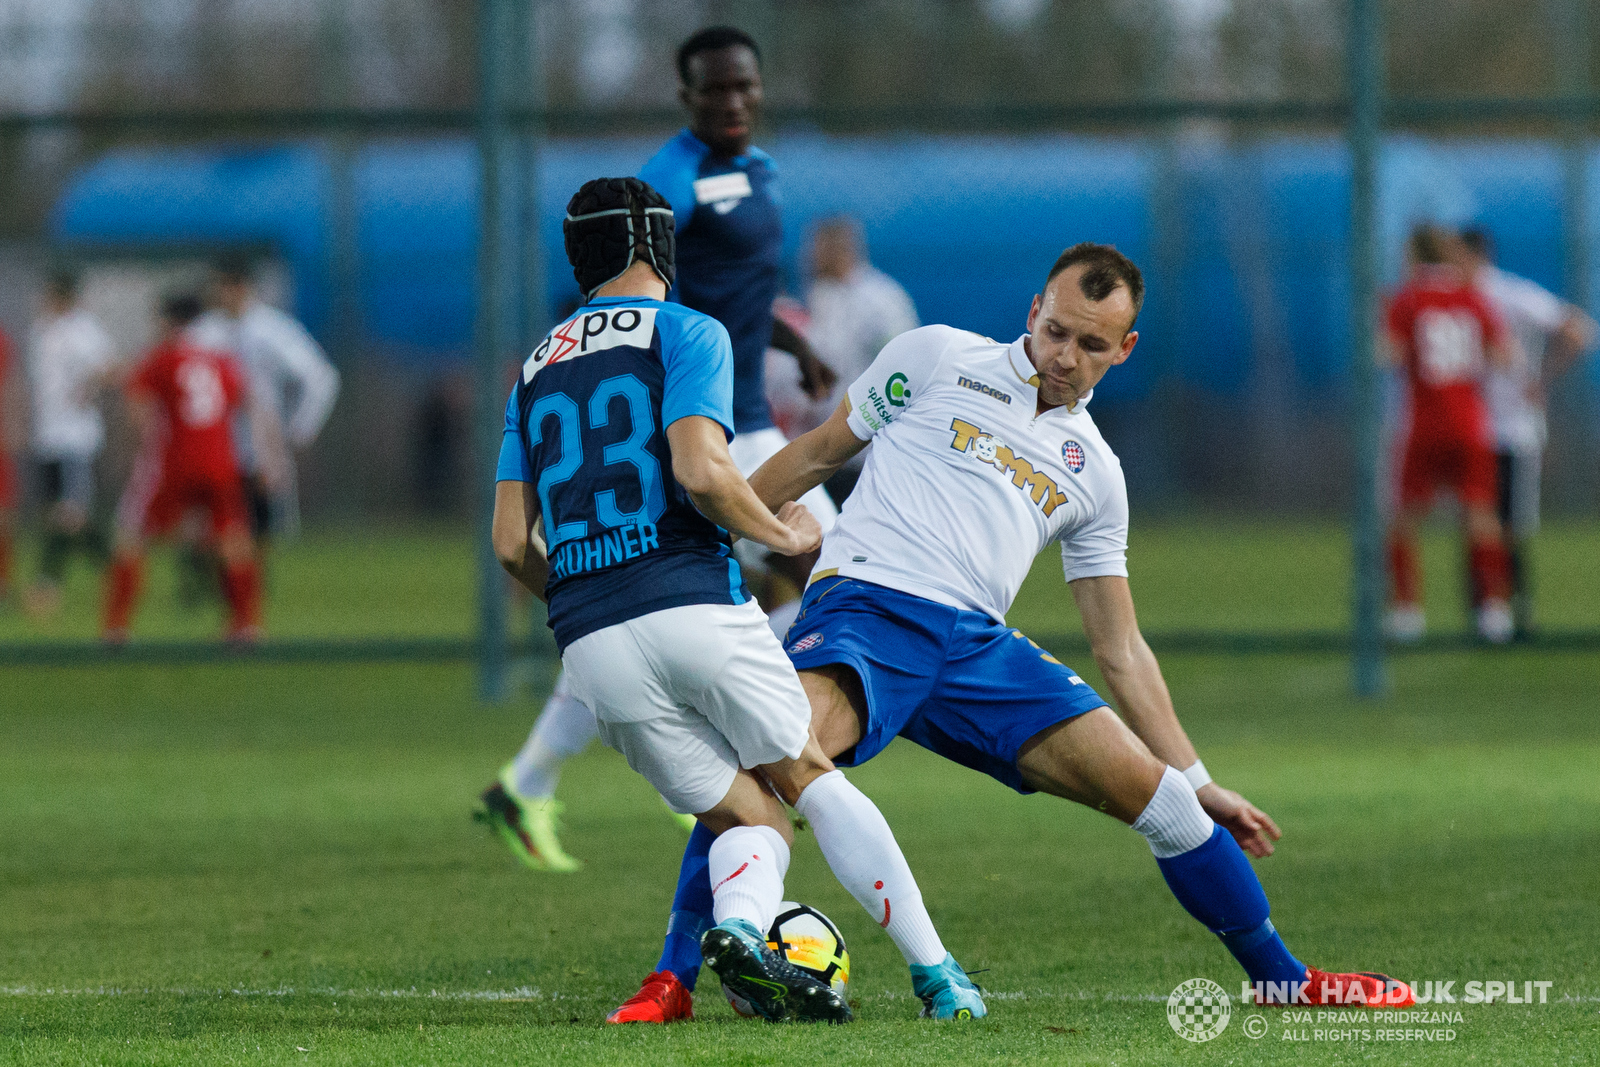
[1383,225,1517,643]
[103,294,285,642]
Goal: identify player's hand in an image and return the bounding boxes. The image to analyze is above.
[1197,782,1281,858]
[798,352,838,401]
[773,501,822,556]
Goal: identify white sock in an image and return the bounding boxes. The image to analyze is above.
[508,671,598,800]
[794,769,947,966]
[709,824,790,932]
[1131,765,1216,858]
[765,598,802,641]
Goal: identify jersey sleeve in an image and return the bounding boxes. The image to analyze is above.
[638,134,701,235]
[1060,459,1130,582]
[496,388,532,482]
[126,353,161,399]
[659,310,736,438]
[1467,289,1507,348]
[1507,276,1568,333]
[843,324,955,440]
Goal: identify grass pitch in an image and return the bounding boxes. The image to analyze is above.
[2,521,1598,1065]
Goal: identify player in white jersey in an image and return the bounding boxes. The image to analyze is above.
[623,243,1417,1015]
[24,272,116,616]
[189,259,340,544]
[1458,228,1597,635]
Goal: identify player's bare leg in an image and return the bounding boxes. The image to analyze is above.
[1385,507,1428,642]
[215,524,263,642]
[101,528,146,644]
[1016,709,1413,1007]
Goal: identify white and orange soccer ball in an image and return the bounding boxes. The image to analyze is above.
[722,902,851,1017]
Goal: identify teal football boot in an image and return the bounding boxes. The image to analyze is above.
[910,953,988,1020]
[701,919,853,1024]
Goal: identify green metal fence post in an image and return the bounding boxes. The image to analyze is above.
[1349,0,1387,697]
[475,0,514,702]
[1559,0,1595,515]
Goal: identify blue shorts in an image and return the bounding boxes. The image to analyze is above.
[782,576,1108,793]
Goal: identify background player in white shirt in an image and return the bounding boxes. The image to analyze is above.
[190,259,340,545]
[1457,227,1597,635]
[632,243,1417,1012]
[804,215,920,503]
[24,272,116,616]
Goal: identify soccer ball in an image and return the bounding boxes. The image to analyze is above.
[721,902,851,1017]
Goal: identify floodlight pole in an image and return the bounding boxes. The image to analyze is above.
[1348,0,1387,697]
[475,0,515,702]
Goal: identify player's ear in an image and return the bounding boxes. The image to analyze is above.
[1026,294,1042,332]
[1113,330,1137,366]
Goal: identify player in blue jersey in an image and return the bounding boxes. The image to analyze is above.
[618,243,1418,1017]
[494,177,981,1024]
[476,26,839,874]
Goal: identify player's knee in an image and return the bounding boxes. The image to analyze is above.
[1130,765,1215,857]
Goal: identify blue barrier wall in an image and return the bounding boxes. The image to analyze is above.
[52,132,1599,406]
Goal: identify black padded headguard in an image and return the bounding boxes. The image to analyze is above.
[563,177,676,300]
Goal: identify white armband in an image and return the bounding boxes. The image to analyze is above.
[1182,759,1211,791]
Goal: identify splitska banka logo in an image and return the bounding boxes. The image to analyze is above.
[523,307,658,382]
[949,418,1071,517]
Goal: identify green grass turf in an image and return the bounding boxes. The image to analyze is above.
[2,521,1598,1064]
[3,516,1597,642]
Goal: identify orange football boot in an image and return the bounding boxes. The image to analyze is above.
[1258,968,1415,1007]
[605,970,694,1024]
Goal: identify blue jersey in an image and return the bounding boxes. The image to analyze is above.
[639,129,782,435]
[497,296,751,651]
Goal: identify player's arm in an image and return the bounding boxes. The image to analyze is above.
[770,315,837,401]
[1543,305,1599,387]
[492,480,549,599]
[1071,574,1282,858]
[266,315,340,447]
[748,398,866,510]
[667,415,820,556]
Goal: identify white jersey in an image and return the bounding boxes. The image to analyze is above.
[190,301,340,462]
[816,325,1129,622]
[808,264,921,402]
[27,308,115,458]
[1477,266,1568,453]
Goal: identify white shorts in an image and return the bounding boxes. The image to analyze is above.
[560,601,812,815]
[727,427,839,575]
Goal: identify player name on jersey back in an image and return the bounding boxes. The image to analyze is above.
[498,296,749,651]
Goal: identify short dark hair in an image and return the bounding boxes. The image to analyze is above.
[1460,225,1494,260]
[1409,224,1450,266]
[677,26,761,85]
[160,292,203,326]
[47,271,79,301]
[1044,243,1145,327]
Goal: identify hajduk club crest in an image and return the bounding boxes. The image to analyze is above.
[1061,440,1086,474]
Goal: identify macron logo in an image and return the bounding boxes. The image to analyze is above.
[524,307,658,382]
[957,375,1012,405]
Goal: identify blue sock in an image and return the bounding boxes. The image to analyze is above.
[1155,824,1306,987]
[655,822,716,991]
